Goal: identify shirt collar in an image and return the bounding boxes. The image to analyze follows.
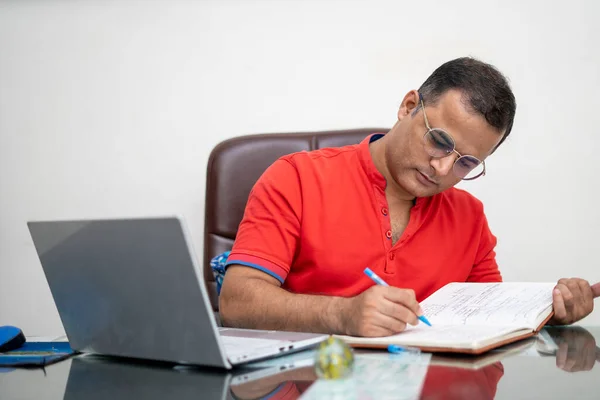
[358,133,387,190]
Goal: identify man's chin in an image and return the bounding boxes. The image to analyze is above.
[410,179,448,198]
[411,186,440,198]
[392,177,440,199]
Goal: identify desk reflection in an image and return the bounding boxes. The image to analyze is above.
[539,326,600,373]
[421,326,600,399]
[63,357,231,399]
[229,366,315,399]
[59,326,600,400]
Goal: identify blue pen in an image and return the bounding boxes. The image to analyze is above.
[364,267,432,327]
[387,344,421,355]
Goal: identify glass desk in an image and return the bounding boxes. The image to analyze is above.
[1,326,599,400]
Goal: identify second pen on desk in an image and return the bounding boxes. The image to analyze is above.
[363,267,432,327]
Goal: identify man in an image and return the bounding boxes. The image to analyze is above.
[219,57,600,337]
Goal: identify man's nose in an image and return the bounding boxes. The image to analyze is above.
[430,154,457,177]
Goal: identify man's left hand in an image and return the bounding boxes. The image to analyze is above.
[549,278,600,325]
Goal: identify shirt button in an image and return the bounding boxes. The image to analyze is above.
[386,230,392,239]
[389,253,395,260]
[381,207,388,216]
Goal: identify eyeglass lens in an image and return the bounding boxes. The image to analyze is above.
[424,129,484,180]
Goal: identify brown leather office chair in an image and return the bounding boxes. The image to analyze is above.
[203,128,389,311]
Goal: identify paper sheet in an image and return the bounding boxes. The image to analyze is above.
[300,352,431,400]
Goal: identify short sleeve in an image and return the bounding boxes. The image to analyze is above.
[225,158,302,283]
[467,211,503,283]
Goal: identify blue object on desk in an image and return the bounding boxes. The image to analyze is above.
[0,341,75,369]
[0,326,25,352]
[387,344,422,355]
[363,268,432,327]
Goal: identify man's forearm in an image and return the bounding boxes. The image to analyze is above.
[219,276,348,334]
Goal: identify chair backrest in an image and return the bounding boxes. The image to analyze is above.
[203,128,388,310]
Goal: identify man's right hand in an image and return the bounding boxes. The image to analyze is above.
[338,285,423,337]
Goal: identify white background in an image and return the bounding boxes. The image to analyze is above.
[1,0,599,335]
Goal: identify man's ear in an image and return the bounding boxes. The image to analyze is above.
[397,90,420,121]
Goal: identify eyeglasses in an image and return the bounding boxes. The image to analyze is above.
[420,97,486,181]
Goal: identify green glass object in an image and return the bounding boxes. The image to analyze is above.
[314,336,355,379]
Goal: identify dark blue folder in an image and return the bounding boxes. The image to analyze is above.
[0,341,76,369]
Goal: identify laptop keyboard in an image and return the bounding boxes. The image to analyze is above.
[220,335,291,360]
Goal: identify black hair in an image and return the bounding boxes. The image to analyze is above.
[417,57,516,151]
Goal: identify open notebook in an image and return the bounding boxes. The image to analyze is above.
[337,282,556,355]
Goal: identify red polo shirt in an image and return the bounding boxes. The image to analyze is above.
[226,134,501,301]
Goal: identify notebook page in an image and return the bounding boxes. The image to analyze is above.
[421,282,555,328]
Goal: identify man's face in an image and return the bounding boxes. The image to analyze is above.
[384,89,503,198]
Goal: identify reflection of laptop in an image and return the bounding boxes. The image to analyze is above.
[64,354,316,400]
[27,217,327,369]
[64,356,233,400]
[229,348,317,386]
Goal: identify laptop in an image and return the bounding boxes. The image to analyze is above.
[27,216,328,369]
